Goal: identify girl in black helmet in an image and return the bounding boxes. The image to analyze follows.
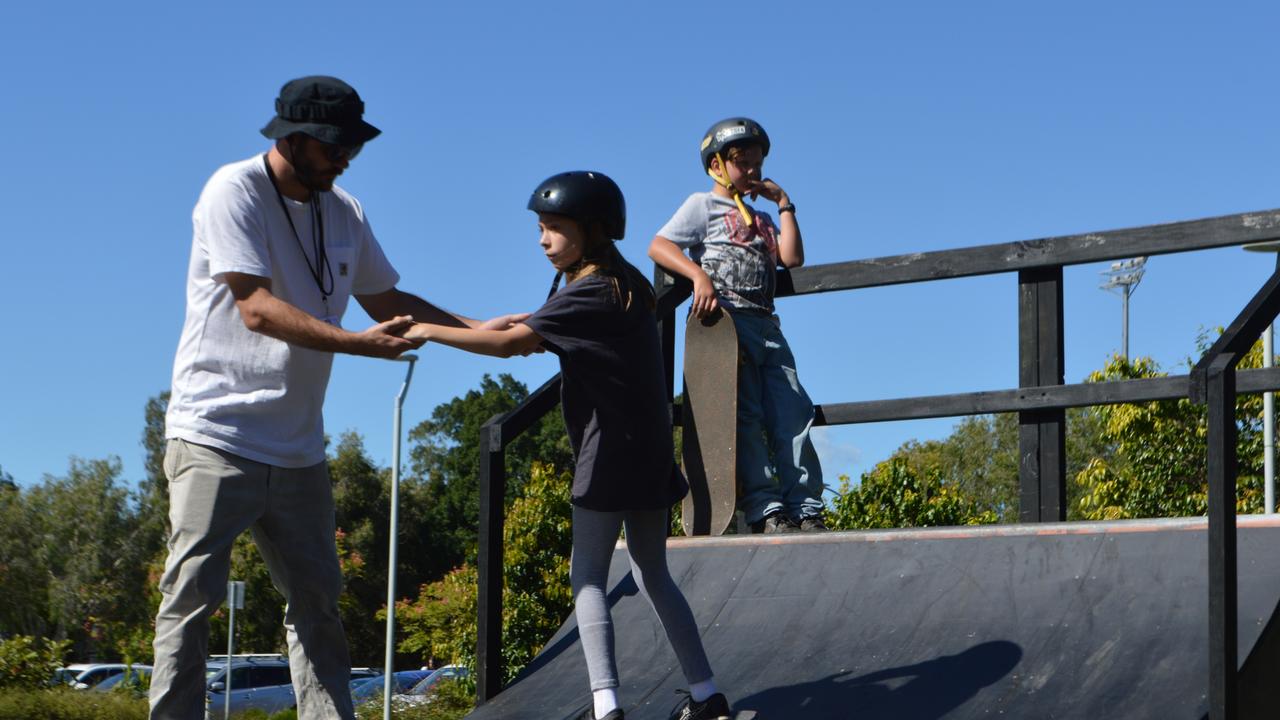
[403,171,732,720]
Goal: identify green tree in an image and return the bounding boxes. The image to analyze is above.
[884,415,1020,522]
[0,636,71,690]
[397,461,573,683]
[827,457,997,530]
[22,458,144,660]
[407,374,570,569]
[0,484,50,639]
[1072,350,1265,520]
[330,430,460,666]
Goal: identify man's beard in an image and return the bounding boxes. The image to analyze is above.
[293,155,336,192]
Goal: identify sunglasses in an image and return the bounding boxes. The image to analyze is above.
[320,141,363,163]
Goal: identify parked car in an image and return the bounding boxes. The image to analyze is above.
[67,663,132,689]
[395,665,469,707]
[350,670,433,707]
[51,666,85,686]
[92,665,152,695]
[204,655,294,717]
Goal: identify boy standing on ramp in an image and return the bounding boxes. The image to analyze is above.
[649,117,826,534]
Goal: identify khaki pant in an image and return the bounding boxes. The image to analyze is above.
[149,439,355,720]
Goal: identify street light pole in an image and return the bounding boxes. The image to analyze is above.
[1243,242,1280,514]
[1265,326,1274,514]
[384,354,418,720]
[1100,257,1147,361]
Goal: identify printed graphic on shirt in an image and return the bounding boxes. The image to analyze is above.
[702,209,779,313]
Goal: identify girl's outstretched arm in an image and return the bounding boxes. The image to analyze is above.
[403,321,544,358]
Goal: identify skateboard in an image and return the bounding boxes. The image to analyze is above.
[681,308,740,536]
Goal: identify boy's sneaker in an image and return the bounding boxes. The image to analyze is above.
[669,691,732,720]
[798,514,828,532]
[577,709,624,720]
[749,511,797,534]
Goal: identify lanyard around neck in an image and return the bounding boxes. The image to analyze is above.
[262,153,334,302]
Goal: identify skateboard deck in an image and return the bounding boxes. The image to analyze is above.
[681,309,740,536]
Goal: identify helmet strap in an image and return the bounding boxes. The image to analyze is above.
[708,152,754,226]
[546,270,563,299]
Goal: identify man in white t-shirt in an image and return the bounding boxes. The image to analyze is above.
[151,76,519,720]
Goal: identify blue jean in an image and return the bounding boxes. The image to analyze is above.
[731,312,824,523]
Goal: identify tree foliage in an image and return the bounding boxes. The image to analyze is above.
[397,461,573,683]
[0,636,71,690]
[1071,349,1265,520]
[827,458,997,530]
[407,374,571,570]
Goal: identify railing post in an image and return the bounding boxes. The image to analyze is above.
[475,419,506,703]
[654,268,678,410]
[1204,354,1239,720]
[1018,266,1067,522]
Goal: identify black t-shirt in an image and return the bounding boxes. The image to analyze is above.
[524,274,687,511]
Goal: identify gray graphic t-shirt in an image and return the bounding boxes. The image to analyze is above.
[656,192,780,314]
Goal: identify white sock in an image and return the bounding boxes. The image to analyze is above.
[593,687,619,718]
[690,678,718,703]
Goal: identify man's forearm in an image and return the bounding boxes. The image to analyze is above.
[239,292,365,353]
[237,290,415,358]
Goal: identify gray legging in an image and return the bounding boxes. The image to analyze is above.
[571,506,714,691]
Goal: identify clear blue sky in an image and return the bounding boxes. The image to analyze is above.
[3,0,1278,490]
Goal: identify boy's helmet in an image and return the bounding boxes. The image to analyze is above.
[527,171,626,240]
[700,117,770,170]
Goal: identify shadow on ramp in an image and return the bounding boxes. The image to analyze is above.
[738,641,1022,719]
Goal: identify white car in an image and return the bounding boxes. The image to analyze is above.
[65,663,132,689]
[394,665,469,707]
[204,655,295,718]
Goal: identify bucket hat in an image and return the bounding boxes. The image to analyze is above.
[260,76,381,146]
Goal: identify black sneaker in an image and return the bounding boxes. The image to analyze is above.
[748,511,797,534]
[577,708,624,720]
[669,691,731,720]
[798,514,828,532]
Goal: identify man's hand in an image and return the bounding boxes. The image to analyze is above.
[691,269,719,319]
[356,316,422,358]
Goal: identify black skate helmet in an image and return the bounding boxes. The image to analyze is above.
[527,171,626,240]
[699,117,770,171]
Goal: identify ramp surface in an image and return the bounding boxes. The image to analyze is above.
[466,517,1280,720]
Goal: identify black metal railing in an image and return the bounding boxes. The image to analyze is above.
[1189,267,1280,719]
[473,208,1280,715]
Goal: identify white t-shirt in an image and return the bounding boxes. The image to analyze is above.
[166,154,400,467]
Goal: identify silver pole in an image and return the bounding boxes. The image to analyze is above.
[225,601,234,720]
[1266,325,1274,514]
[384,354,418,720]
[1122,287,1130,361]
[225,581,244,720]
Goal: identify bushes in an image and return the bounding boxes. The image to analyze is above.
[0,690,315,720]
[352,679,474,720]
[0,636,70,690]
[0,687,146,720]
